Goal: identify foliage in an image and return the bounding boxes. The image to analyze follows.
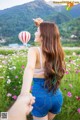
[59,17,80,39]
[0,48,80,120]
[0,1,80,45]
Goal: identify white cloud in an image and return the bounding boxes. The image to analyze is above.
[0,0,79,10]
[45,0,80,1]
[45,0,80,5]
[0,0,34,10]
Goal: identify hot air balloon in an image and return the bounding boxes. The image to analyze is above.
[18,31,31,46]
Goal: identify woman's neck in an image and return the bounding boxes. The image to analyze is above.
[37,42,42,48]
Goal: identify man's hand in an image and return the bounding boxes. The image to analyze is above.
[17,93,35,115]
[8,93,35,120]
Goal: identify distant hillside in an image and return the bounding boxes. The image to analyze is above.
[0,0,80,45]
[46,12,71,24]
[0,0,56,45]
[66,4,80,18]
[47,2,80,18]
[59,17,80,39]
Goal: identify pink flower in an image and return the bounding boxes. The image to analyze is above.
[12,95,17,100]
[69,60,72,62]
[70,60,75,64]
[67,92,72,97]
[76,96,80,101]
[15,76,18,78]
[21,65,25,69]
[69,84,73,88]
[76,70,80,74]
[65,71,69,74]
[77,108,80,114]
[68,68,71,70]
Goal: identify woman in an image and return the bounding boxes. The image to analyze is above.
[20,18,66,120]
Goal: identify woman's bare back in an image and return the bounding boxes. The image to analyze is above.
[33,47,45,78]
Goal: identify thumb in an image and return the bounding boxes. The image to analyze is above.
[26,106,33,115]
[29,106,33,112]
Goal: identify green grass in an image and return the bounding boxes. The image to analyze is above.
[61,40,80,47]
[0,48,80,120]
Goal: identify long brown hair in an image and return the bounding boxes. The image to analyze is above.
[40,22,66,93]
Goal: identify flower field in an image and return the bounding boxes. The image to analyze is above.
[0,48,80,120]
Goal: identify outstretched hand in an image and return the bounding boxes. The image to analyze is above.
[17,93,35,115]
[8,93,35,120]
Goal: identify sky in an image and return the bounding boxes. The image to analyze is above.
[0,0,34,10]
[0,0,79,10]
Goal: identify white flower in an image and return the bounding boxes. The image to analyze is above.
[7,76,9,78]
[7,79,11,84]
[7,93,12,97]
[8,60,11,62]
[0,65,2,68]
[67,64,70,67]
[76,58,80,61]
[13,66,16,70]
[2,60,7,65]
[3,71,5,73]
[9,67,13,70]
[72,52,76,56]
[73,63,76,65]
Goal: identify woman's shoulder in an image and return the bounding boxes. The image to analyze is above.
[29,46,38,50]
[28,46,38,55]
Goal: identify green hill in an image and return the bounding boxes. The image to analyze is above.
[59,17,80,39]
[0,0,80,46]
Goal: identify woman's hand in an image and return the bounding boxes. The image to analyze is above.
[33,17,43,27]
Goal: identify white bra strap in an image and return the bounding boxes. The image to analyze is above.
[37,47,43,69]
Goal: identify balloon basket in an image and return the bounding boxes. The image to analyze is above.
[23,43,27,47]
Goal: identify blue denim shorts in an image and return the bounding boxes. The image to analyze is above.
[31,78,63,117]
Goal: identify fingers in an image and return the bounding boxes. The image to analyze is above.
[29,106,33,112]
[17,92,36,110]
[33,17,43,22]
[27,93,35,105]
[25,93,35,115]
[17,93,35,106]
[33,17,43,26]
[30,98,35,105]
[26,105,33,115]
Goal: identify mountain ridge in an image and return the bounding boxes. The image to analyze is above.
[0,0,80,45]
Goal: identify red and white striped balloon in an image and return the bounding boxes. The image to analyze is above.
[18,31,31,44]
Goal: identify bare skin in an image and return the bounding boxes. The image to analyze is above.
[33,47,56,120]
[32,18,56,120]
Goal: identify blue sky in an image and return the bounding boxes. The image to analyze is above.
[0,0,50,10]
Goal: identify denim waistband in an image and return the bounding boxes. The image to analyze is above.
[33,77,47,88]
[32,77,61,94]
[33,77,45,82]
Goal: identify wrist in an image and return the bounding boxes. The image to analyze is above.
[8,101,26,120]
